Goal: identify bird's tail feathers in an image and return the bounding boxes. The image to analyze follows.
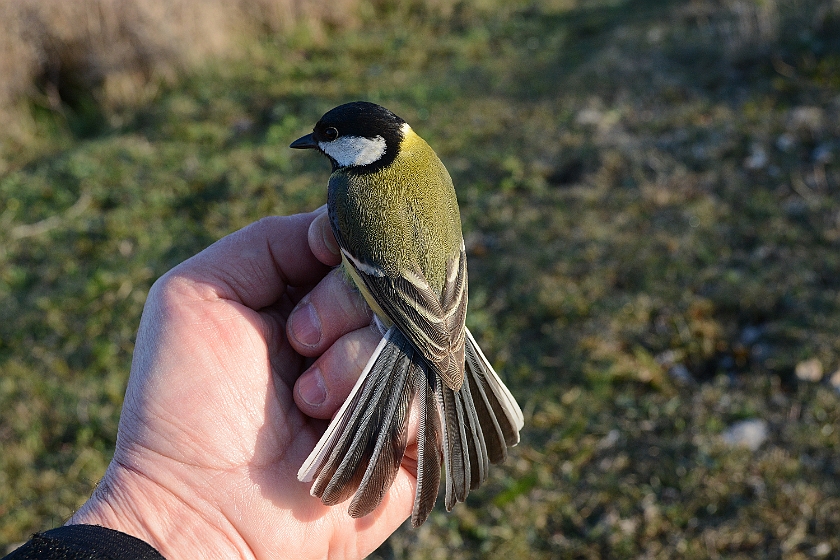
[411,366,442,527]
[440,327,523,510]
[298,325,523,524]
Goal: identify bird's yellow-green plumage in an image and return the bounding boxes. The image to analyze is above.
[328,126,462,297]
[290,101,523,528]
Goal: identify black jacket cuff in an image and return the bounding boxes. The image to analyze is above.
[2,525,165,560]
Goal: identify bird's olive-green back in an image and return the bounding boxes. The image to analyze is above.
[328,127,463,296]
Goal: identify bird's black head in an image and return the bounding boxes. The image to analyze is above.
[290,101,407,173]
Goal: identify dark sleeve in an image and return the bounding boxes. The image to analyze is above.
[2,525,166,560]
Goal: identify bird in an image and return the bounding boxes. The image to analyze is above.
[290,101,524,527]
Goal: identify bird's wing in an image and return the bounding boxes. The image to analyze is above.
[339,243,468,390]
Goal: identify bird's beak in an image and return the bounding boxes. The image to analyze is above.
[290,133,318,149]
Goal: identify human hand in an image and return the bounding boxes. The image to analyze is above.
[69,207,416,559]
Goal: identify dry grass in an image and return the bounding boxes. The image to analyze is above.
[0,0,359,154]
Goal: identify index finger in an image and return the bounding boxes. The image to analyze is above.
[308,208,341,267]
[167,209,332,310]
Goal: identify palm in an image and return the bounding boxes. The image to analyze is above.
[98,213,414,559]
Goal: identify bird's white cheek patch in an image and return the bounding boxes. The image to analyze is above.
[320,135,387,167]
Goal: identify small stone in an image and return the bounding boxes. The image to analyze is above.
[829,370,840,391]
[776,133,795,151]
[812,542,832,557]
[722,419,768,451]
[668,364,694,385]
[655,349,678,366]
[813,143,833,164]
[788,106,824,134]
[795,358,823,382]
[597,429,620,450]
[575,108,603,126]
[744,144,768,170]
[739,325,764,346]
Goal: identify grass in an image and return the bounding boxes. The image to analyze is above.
[3,0,840,557]
[0,0,362,165]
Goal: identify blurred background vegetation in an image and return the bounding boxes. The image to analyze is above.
[2,0,840,557]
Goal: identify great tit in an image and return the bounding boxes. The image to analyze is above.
[290,101,524,527]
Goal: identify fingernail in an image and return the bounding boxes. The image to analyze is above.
[291,302,321,347]
[299,368,326,406]
[322,225,340,256]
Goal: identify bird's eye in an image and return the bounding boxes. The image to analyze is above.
[324,127,339,140]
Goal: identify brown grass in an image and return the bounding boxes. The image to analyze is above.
[0,0,359,151]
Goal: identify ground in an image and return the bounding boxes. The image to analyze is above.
[2,0,840,557]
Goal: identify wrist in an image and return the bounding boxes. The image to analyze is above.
[69,460,250,560]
